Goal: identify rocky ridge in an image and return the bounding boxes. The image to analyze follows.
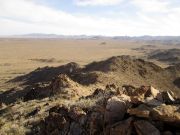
[31,84,180,135]
[0,56,180,135]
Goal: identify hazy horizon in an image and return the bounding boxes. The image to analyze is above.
[1,33,180,37]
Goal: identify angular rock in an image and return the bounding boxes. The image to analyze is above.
[128,104,151,118]
[134,120,160,135]
[147,86,163,101]
[104,96,128,125]
[109,117,133,135]
[162,91,175,104]
[150,104,180,124]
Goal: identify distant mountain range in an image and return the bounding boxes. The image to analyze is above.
[1,33,180,42]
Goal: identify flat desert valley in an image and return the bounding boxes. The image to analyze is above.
[0,38,179,91]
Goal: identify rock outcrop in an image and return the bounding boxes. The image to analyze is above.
[32,85,180,135]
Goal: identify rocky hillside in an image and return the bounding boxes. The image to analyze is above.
[148,49,180,65]
[0,56,179,135]
[31,85,180,135]
[6,55,180,102]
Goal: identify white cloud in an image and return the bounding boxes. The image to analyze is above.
[0,0,180,36]
[132,0,170,13]
[74,0,123,6]
[128,0,180,35]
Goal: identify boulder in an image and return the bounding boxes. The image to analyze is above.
[109,117,133,135]
[127,104,151,118]
[150,104,180,124]
[134,120,160,135]
[104,96,128,125]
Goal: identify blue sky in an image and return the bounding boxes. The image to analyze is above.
[0,0,180,36]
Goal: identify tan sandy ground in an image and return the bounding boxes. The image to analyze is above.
[0,38,179,91]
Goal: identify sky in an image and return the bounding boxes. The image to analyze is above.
[0,0,180,36]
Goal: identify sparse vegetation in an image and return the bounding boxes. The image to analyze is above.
[0,39,179,134]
